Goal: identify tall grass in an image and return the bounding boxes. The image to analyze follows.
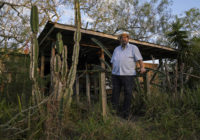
[139,87,200,140]
[1,86,200,139]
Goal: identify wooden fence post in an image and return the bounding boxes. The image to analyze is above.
[100,49,107,118]
[86,71,91,107]
[143,72,150,95]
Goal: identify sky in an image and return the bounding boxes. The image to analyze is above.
[171,0,200,15]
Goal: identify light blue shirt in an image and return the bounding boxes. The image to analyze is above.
[111,43,143,76]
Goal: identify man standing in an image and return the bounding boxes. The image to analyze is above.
[111,32,146,119]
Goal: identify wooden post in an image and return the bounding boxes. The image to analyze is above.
[143,72,150,95]
[40,52,45,78]
[86,71,91,107]
[100,49,107,118]
[76,75,80,104]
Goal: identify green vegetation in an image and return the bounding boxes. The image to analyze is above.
[1,0,200,139]
[1,84,200,139]
[0,53,32,104]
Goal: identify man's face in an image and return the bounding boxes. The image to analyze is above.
[120,35,129,46]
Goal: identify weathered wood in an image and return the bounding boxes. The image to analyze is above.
[86,71,91,107]
[100,49,107,118]
[143,72,150,95]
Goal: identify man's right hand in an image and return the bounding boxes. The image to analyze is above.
[140,67,146,74]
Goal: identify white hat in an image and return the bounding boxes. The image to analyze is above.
[118,32,130,40]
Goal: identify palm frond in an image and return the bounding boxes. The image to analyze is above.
[100,58,112,72]
[91,38,112,59]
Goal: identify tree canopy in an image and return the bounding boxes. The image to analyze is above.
[0,0,200,49]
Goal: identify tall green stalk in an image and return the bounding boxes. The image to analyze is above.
[63,0,81,108]
[30,5,40,104]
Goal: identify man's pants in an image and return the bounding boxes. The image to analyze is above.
[111,75,135,118]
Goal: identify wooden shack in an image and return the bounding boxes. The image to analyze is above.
[38,21,178,101]
[38,21,177,73]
